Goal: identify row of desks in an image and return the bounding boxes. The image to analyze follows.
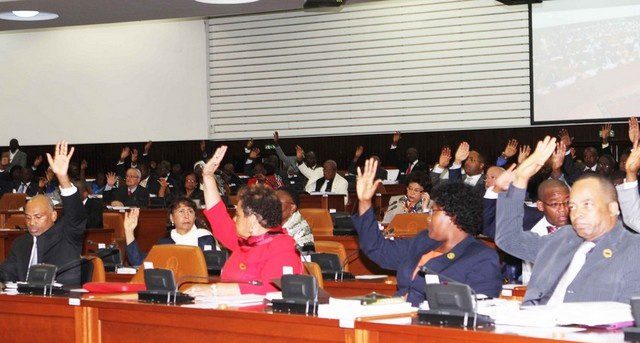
[0,293,622,343]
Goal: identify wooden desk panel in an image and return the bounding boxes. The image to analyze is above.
[0,294,89,343]
[83,298,352,343]
[319,236,394,276]
[299,194,346,212]
[324,277,397,298]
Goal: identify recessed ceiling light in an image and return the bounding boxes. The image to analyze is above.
[0,10,58,21]
[12,10,39,18]
[195,0,260,4]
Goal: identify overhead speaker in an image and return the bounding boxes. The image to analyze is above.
[497,0,543,5]
[304,0,346,10]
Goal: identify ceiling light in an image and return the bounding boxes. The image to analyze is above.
[195,0,260,4]
[12,10,39,18]
[0,11,58,21]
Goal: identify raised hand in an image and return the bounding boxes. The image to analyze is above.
[38,177,47,190]
[551,141,566,171]
[203,146,227,177]
[514,136,557,188]
[503,139,518,158]
[494,164,516,193]
[158,177,169,189]
[246,138,254,150]
[80,159,88,171]
[46,141,75,188]
[454,142,470,164]
[131,148,139,163]
[438,147,452,168]
[120,146,131,161]
[144,141,153,155]
[354,145,364,160]
[356,158,382,213]
[626,140,640,182]
[558,129,573,149]
[106,172,118,187]
[249,147,260,159]
[601,123,612,143]
[123,208,140,244]
[420,192,431,212]
[392,131,401,145]
[629,117,639,144]
[33,155,43,168]
[200,140,206,153]
[517,145,531,164]
[273,131,280,144]
[295,145,304,161]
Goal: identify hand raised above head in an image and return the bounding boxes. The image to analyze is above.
[558,129,573,148]
[354,145,364,159]
[392,131,402,145]
[517,145,531,165]
[438,146,452,168]
[626,140,640,181]
[356,158,382,204]
[454,142,470,164]
[494,164,516,193]
[629,117,639,144]
[203,146,227,177]
[514,136,557,187]
[124,208,140,235]
[106,172,118,187]
[503,139,518,158]
[273,131,280,144]
[46,140,75,178]
[120,146,131,160]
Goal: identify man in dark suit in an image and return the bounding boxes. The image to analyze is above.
[385,132,427,179]
[432,142,486,192]
[13,167,40,197]
[103,167,150,207]
[0,141,87,287]
[7,138,27,169]
[74,180,104,228]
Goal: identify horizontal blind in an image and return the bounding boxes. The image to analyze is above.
[208,0,531,140]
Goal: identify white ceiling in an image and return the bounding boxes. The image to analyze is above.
[0,0,377,31]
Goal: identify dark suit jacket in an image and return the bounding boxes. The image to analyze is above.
[12,181,40,197]
[8,150,27,169]
[0,190,87,286]
[103,186,150,207]
[482,198,543,239]
[384,148,427,173]
[447,167,486,193]
[84,198,104,228]
[348,158,388,180]
[353,207,502,306]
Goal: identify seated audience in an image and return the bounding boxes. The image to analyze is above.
[159,172,205,205]
[13,167,39,196]
[124,197,215,266]
[382,171,431,224]
[76,180,104,228]
[103,168,150,207]
[276,189,315,253]
[300,157,348,201]
[385,131,428,179]
[495,136,640,305]
[295,145,322,190]
[349,145,388,181]
[0,141,87,287]
[353,158,502,307]
[187,146,302,296]
[7,138,27,169]
[433,142,486,192]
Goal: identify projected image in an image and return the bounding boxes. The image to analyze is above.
[532,0,640,123]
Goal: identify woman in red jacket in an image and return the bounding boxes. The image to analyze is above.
[190,146,302,296]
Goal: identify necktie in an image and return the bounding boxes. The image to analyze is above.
[546,241,596,306]
[320,180,329,192]
[405,164,413,175]
[128,189,133,197]
[28,236,38,266]
[547,226,557,234]
[18,183,26,193]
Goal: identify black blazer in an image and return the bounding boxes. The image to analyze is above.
[103,186,150,207]
[84,198,105,228]
[0,191,87,286]
[12,181,40,197]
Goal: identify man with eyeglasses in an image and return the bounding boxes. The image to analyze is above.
[495,136,640,305]
[0,141,87,287]
[103,167,150,207]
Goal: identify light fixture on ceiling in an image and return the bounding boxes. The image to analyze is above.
[195,0,260,4]
[0,10,59,21]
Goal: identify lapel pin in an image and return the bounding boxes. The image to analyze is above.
[603,249,613,259]
[446,252,455,260]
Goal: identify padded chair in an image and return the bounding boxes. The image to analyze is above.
[387,213,429,237]
[314,241,349,272]
[302,261,324,289]
[102,212,125,238]
[130,245,209,291]
[299,209,333,236]
[0,193,27,211]
[80,256,106,285]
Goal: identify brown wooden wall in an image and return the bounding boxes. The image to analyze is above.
[3,121,630,175]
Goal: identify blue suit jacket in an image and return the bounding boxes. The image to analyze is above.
[352,208,502,306]
[126,235,215,266]
[482,197,543,239]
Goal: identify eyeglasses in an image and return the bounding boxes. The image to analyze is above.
[406,186,424,193]
[125,175,140,179]
[175,208,195,216]
[541,201,570,209]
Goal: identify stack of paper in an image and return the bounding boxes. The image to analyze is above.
[318,296,415,328]
[182,294,265,309]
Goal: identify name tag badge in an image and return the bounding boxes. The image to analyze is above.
[425,275,440,285]
[204,245,212,251]
[98,243,106,249]
[282,266,294,275]
[143,262,154,269]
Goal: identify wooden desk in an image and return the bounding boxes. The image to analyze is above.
[324,277,397,298]
[319,236,395,276]
[0,294,90,343]
[299,194,346,212]
[354,314,625,343]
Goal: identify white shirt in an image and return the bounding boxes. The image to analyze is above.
[9,149,18,162]
[463,173,482,187]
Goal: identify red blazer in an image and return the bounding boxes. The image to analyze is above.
[204,201,302,294]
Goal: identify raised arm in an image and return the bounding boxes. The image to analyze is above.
[203,146,227,210]
[495,137,557,262]
[618,139,640,232]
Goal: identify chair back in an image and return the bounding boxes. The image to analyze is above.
[0,193,27,211]
[314,241,349,272]
[299,208,333,236]
[103,212,125,238]
[388,213,429,237]
[81,256,106,285]
[130,245,208,290]
[302,261,324,289]
[4,214,26,229]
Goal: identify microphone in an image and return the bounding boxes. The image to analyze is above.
[55,250,119,278]
[335,249,359,280]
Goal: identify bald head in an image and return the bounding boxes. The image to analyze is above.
[24,195,57,236]
[485,166,505,189]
